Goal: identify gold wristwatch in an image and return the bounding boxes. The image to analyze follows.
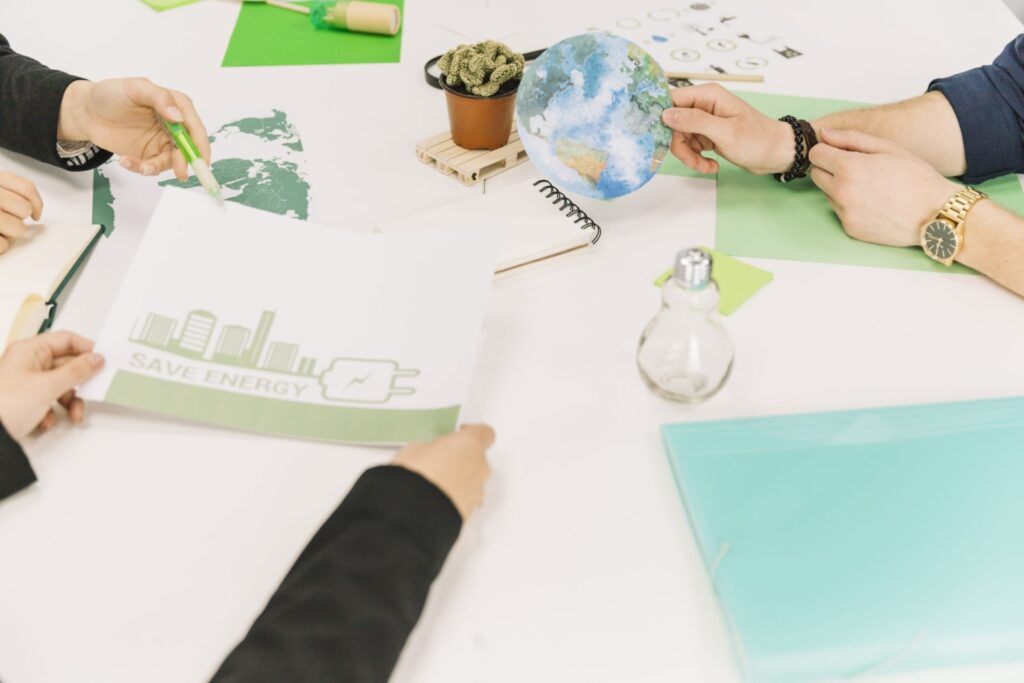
[920,186,987,266]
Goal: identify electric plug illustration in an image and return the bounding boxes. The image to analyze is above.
[318,358,419,404]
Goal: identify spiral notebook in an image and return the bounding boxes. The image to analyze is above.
[377,179,601,274]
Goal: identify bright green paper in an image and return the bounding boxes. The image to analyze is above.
[654,246,773,316]
[222,0,403,68]
[141,0,199,10]
[663,396,1024,681]
[658,91,1024,274]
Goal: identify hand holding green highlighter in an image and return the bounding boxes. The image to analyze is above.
[162,120,223,203]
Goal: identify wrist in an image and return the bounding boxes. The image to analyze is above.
[919,180,983,259]
[765,119,797,175]
[57,80,95,142]
[932,179,962,215]
[953,196,994,269]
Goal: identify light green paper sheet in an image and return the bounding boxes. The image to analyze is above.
[658,91,1024,274]
[222,0,403,68]
[141,0,199,10]
[658,150,713,180]
[655,246,773,316]
[662,396,1024,681]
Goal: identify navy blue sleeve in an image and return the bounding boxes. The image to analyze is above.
[928,35,1024,183]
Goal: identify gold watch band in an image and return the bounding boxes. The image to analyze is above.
[939,186,987,224]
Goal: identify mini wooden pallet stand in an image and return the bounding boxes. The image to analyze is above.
[416,128,528,186]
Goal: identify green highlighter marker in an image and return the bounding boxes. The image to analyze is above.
[162,121,223,203]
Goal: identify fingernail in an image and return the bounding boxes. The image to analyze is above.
[166,106,184,121]
[89,353,105,368]
[140,164,154,176]
[119,157,135,170]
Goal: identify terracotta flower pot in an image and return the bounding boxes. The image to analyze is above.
[441,79,518,150]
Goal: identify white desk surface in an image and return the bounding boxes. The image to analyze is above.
[1,1,1024,681]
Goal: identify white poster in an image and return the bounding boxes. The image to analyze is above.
[82,189,499,445]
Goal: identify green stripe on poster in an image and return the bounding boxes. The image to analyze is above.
[105,370,459,444]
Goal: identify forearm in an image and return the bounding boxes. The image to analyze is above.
[211,466,461,683]
[957,200,1024,297]
[0,35,82,165]
[813,92,967,177]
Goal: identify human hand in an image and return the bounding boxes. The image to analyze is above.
[0,332,105,442]
[809,128,960,248]
[660,83,795,175]
[391,424,495,520]
[0,171,43,254]
[57,78,211,181]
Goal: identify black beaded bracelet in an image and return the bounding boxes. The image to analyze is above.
[773,115,816,183]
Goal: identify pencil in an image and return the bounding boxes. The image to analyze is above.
[665,71,765,84]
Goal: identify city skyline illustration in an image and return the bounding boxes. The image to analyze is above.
[131,308,318,377]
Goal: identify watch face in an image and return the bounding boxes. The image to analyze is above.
[923,220,958,260]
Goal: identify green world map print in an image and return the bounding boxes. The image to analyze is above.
[92,109,311,232]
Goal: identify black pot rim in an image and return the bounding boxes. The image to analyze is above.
[440,77,520,100]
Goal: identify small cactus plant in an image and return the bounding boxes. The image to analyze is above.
[438,40,525,97]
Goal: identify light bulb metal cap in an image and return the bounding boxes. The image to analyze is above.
[673,248,713,290]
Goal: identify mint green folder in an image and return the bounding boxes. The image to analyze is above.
[662,397,1024,682]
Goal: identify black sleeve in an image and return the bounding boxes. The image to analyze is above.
[1,423,36,502]
[210,465,463,683]
[0,34,111,171]
[928,35,1024,183]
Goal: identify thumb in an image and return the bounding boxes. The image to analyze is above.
[819,127,896,154]
[45,353,104,398]
[124,78,184,122]
[662,108,726,140]
[459,423,496,450]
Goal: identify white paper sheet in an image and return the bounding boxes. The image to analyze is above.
[81,189,499,445]
[586,1,814,80]
[378,177,602,273]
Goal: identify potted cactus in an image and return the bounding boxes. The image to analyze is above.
[438,40,525,150]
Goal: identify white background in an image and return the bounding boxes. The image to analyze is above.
[1,1,1024,682]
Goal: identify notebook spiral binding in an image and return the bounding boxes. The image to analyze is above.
[532,180,602,244]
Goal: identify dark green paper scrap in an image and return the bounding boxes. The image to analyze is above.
[92,110,311,231]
